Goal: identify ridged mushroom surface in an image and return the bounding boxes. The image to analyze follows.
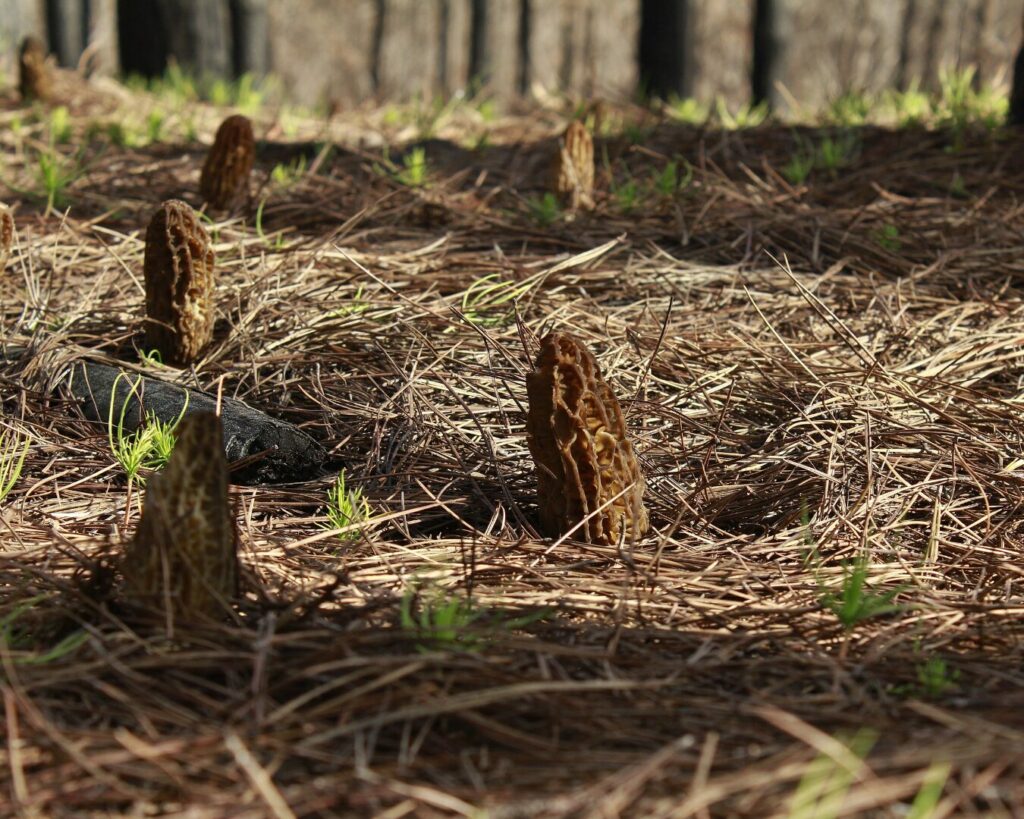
[526,332,648,545]
[121,411,237,622]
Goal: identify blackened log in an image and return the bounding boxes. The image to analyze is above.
[67,361,327,484]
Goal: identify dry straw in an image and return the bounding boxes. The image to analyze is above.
[2,91,1024,814]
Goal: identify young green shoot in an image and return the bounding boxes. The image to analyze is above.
[527,192,562,226]
[653,159,692,197]
[0,427,30,505]
[457,272,542,328]
[783,150,815,185]
[107,374,187,493]
[48,105,72,144]
[876,223,902,251]
[666,96,710,125]
[255,198,287,250]
[613,178,641,213]
[325,470,371,542]
[399,581,551,652]
[884,82,931,127]
[819,554,903,631]
[906,762,952,819]
[329,283,371,318]
[138,348,165,368]
[786,728,877,819]
[270,155,308,187]
[400,583,483,651]
[146,110,165,143]
[396,147,429,187]
[816,132,858,175]
[935,66,1006,150]
[36,148,78,212]
[914,656,960,699]
[827,91,871,127]
[0,595,89,665]
[716,98,769,129]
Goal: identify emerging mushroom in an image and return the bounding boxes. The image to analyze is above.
[143,199,216,366]
[200,114,256,210]
[551,121,595,212]
[526,332,648,545]
[121,411,238,623]
[18,35,52,102]
[0,206,13,271]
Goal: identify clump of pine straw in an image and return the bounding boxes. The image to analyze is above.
[2,84,1024,815]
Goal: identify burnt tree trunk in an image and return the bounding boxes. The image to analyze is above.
[157,0,232,77]
[229,0,269,76]
[266,0,377,107]
[118,0,231,78]
[469,0,523,96]
[43,0,117,73]
[1011,11,1024,125]
[117,0,166,77]
[639,0,688,97]
[751,0,776,105]
[46,0,85,66]
[527,0,638,99]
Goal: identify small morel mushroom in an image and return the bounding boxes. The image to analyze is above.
[0,206,13,271]
[121,411,238,622]
[18,35,52,102]
[143,199,216,365]
[551,120,595,211]
[525,332,649,545]
[200,114,255,210]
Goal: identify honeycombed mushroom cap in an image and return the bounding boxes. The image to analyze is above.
[121,411,238,622]
[142,199,216,365]
[200,114,256,210]
[526,331,648,545]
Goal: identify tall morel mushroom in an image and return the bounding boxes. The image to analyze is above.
[551,121,595,212]
[143,199,216,365]
[525,332,649,545]
[200,114,255,210]
[121,411,238,622]
[18,35,52,102]
[0,206,13,271]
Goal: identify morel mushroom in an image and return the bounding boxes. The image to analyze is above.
[551,121,595,211]
[18,35,52,102]
[0,206,13,271]
[143,199,216,365]
[200,114,255,210]
[525,332,649,545]
[121,411,238,622]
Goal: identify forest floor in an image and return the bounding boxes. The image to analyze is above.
[2,73,1024,817]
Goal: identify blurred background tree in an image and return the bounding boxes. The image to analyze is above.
[0,0,1021,117]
